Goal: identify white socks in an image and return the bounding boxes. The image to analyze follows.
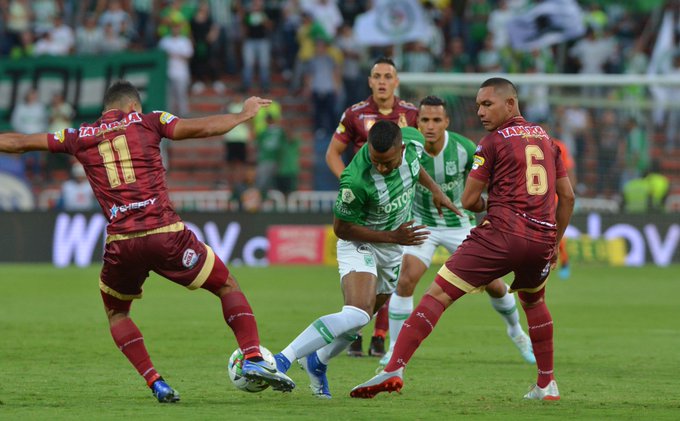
[489,284,522,338]
[387,293,414,351]
[280,305,370,362]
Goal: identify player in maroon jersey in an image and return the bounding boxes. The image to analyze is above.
[350,77,575,401]
[325,57,418,358]
[0,81,295,402]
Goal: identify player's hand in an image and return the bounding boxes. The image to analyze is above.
[550,246,558,270]
[242,96,272,116]
[432,190,462,217]
[392,220,429,246]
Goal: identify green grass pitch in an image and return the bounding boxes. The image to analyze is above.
[1,263,679,420]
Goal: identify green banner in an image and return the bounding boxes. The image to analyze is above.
[0,50,167,130]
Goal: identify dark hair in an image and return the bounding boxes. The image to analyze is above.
[419,95,446,108]
[373,56,397,69]
[103,80,141,109]
[480,77,517,96]
[368,120,402,153]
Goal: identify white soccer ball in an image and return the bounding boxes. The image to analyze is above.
[227,346,276,393]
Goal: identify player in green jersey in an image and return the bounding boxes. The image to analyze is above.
[380,96,535,369]
[274,120,458,398]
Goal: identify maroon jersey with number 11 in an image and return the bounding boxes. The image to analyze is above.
[468,116,567,245]
[47,110,181,235]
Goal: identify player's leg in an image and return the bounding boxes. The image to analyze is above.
[381,253,428,368]
[485,278,535,364]
[350,276,463,398]
[100,237,180,403]
[152,227,294,391]
[369,301,388,357]
[518,287,559,400]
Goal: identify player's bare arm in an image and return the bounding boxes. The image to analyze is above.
[554,176,575,245]
[417,167,461,216]
[334,217,429,246]
[171,96,271,140]
[461,177,488,213]
[0,132,49,153]
[326,136,349,179]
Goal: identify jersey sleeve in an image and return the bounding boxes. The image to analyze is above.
[148,111,180,139]
[468,135,495,183]
[333,172,366,223]
[332,109,355,146]
[47,127,79,155]
[401,127,425,159]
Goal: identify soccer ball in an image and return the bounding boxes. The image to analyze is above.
[227,346,276,393]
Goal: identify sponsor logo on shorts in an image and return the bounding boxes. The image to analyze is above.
[540,262,550,279]
[364,254,375,266]
[182,248,199,268]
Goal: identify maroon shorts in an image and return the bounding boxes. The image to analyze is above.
[100,223,222,301]
[437,221,554,293]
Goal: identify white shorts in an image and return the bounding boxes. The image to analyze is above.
[403,226,472,267]
[336,240,403,295]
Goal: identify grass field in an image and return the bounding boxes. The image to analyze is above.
[1,263,679,420]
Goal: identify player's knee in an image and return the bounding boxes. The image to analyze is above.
[200,258,239,296]
[396,277,417,297]
[518,289,545,308]
[342,305,371,330]
[485,278,507,298]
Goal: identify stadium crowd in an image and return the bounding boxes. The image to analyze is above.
[0,0,675,210]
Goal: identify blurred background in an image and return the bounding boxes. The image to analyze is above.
[0,0,678,268]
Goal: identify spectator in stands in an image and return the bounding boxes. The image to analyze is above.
[280,0,304,81]
[304,0,343,38]
[9,30,35,59]
[11,88,48,179]
[276,134,300,195]
[622,116,650,190]
[255,114,286,192]
[132,0,156,48]
[46,92,75,177]
[190,2,222,94]
[76,13,105,54]
[569,27,619,96]
[241,0,273,93]
[646,161,670,212]
[208,0,239,76]
[403,41,435,73]
[158,21,194,117]
[253,99,282,137]
[223,96,251,190]
[487,0,513,51]
[439,37,474,73]
[5,0,33,53]
[58,162,97,212]
[477,34,503,73]
[32,0,60,36]
[303,38,342,137]
[595,110,624,197]
[46,15,76,55]
[99,0,136,40]
[100,22,129,54]
[336,23,365,109]
[291,10,328,92]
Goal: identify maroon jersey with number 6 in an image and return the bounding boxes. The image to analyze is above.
[333,96,418,154]
[468,116,567,245]
[47,110,181,235]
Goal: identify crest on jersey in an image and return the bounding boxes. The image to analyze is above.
[363,116,376,132]
[341,188,355,204]
[398,113,407,127]
[410,159,420,176]
[472,155,485,170]
[445,161,457,176]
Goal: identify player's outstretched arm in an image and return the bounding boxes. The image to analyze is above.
[418,167,462,216]
[0,133,49,153]
[171,96,272,140]
[334,217,429,246]
[461,177,488,213]
[325,137,349,179]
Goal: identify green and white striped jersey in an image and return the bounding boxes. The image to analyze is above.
[334,127,425,231]
[412,130,477,228]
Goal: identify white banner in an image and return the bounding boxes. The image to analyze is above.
[507,0,585,52]
[353,0,432,47]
